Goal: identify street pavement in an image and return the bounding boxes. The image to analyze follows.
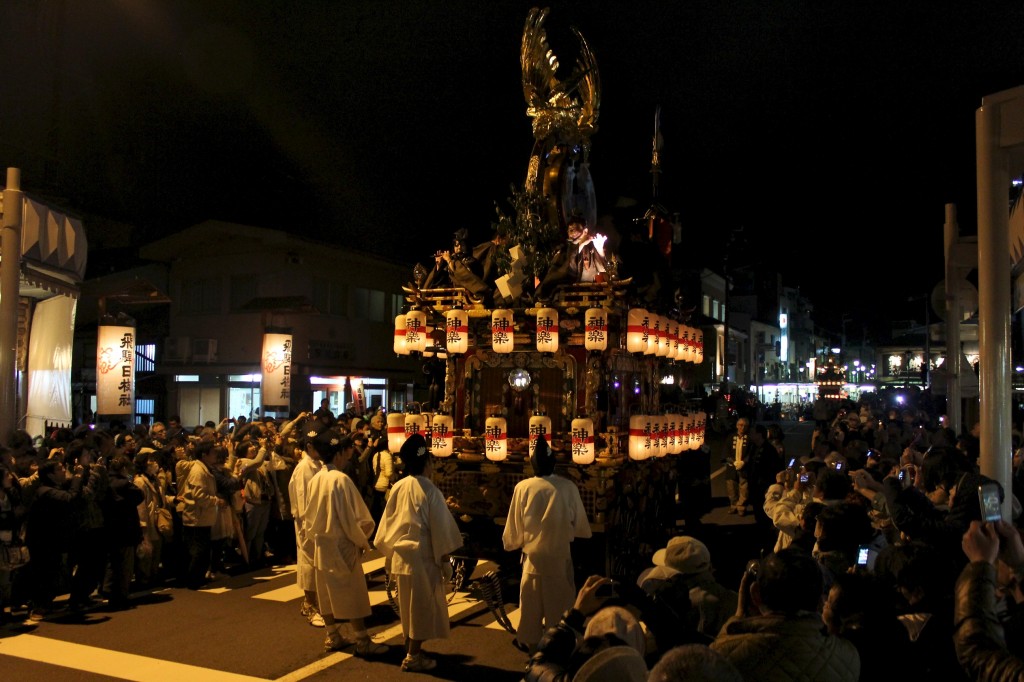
[0,419,814,681]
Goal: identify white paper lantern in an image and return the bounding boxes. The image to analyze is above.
[404,413,427,441]
[694,411,706,449]
[656,415,670,457]
[656,317,670,357]
[571,417,595,465]
[677,325,691,362]
[669,322,680,361]
[645,316,659,356]
[626,308,650,353]
[666,413,683,455]
[584,308,608,351]
[528,412,552,457]
[694,329,704,364]
[681,412,695,451]
[430,413,454,457]
[387,412,406,453]
[445,309,469,355]
[491,309,514,354]
[535,307,559,353]
[404,310,428,353]
[394,315,409,355]
[629,414,653,461]
[484,415,508,461]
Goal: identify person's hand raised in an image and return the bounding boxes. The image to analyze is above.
[963,520,1000,565]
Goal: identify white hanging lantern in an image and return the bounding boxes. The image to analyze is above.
[670,322,680,361]
[571,417,595,465]
[681,412,695,451]
[430,413,454,457]
[644,315,659,355]
[656,415,670,457]
[628,414,653,461]
[584,308,608,351]
[528,412,552,457]
[492,309,514,353]
[694,329,704,364]
[535,307,559,353]
[404,412,426,441]
[626,308,650,353]
[666,412,683,455]
[394,315,409,355]
[484,415,508,461]
[387,412,406,453]
[656,317,670,357]
[404,309,428,353]
[694,411,707,449]
[445,309,469,355]
[676,325,690,362]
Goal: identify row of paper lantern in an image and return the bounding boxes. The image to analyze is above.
[627,412,707,460]
[626,308,704,363]
[395,308,703,361]
[385,410,598,464]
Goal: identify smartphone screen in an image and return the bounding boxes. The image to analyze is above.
[856,546,869,566]
[979,483,1002,522]
[788,458,796,468]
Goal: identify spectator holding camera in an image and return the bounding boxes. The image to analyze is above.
[956,518,1024,679]
[523,574,648,682]
[710,548,860,681]
[764,466,848,554]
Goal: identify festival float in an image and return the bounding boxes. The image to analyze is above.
[393,8,709,579]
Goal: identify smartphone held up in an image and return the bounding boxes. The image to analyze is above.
[979,482,1002,523]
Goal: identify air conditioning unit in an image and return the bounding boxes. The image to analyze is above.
[164,337,191,362]
[192,338,218,363]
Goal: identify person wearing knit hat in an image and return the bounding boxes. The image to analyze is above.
[375,433,464,672]
[503,434,592,654]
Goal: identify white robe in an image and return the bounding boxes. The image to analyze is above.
[288,454,322,591]
[375,474,463,641]
[305,466,375,619]
[502,474,592,648]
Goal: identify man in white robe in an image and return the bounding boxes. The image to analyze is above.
[288,418,325,626]
[503,435,592,653]
[375,433,464,673]
[305,435,387,656]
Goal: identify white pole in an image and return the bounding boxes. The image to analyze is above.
[0,168,22,444]
[976,98,1013,515]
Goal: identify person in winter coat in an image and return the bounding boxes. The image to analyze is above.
[101,455,145,608]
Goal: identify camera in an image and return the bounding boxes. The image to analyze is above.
[979,482,1002,523]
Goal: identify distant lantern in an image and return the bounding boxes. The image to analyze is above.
[666,412,683,455]
[694,329,704,364]
[645,316,659,355]
[404,412,427,440]
[387,412,406,453]
[445,309,469,355]
[669,322,680,361]
[678,324,690,362]
[655,414,670,457]
[571,417,595,465]
[535,307,559,353]
[628,414,653,461]
[492,309,514,353]
[584,308,608,351]
[484,415,508,461]
[681,412,695,451]
[430,413,454,457]
[626,308,650,353]
[656,316,670,357]
[404,310,428,353]
[694,411,707,449]
[528,412,552,457]
[394,315,409,355]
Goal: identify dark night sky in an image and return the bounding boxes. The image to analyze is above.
[1,1,1023,338]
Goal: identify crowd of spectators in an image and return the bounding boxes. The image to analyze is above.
[0,403,388,623]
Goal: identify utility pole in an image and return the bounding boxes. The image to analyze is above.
[0,169,22,443]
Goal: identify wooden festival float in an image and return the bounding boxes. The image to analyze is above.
[391,8,709,581]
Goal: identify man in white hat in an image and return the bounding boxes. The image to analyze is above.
[503,435,592,653]
[638,535,737,642]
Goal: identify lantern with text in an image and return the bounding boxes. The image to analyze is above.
[404,412,427,441]
[645,316,659,355]
[679,325,692,363]
[681,412,695,451]
[430,413,454,457]
[535,307,559,353]
[657,414,671,456]
[404,310,428,354]
[491,309,514,353]
[571,417,595,465]
[628,414,653,460]
[394,315,409,355]
[669,322,680,361]
[261,332,293,412]
[656,317,670,357]
[694,329,704,364]
[387,412,406,453]
[626,308,650,353]
[445,309,468,355]
[97,324,135,416]
[666,412,683,454]
[528,412,552,457]
[584,308,608,351]
[695,411,707,448]
[484,415,508,461]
